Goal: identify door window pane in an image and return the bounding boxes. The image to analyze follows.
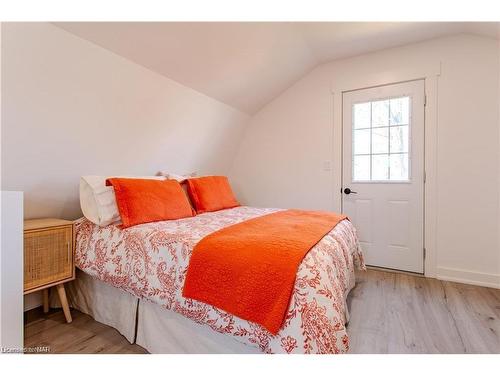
[353,155,370,181]
[372,127,389,154]
[352,95,411,182]
[390,97,409,125]
[354,129,371,154]
[372,154,389,180]
[353,102,371,129]
[371,100,389,126]
[390,154,409,180]
[390,125,409,153]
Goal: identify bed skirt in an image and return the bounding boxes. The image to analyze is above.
[54,269,260,353]
[50,269,138,343]
[136,299,260,353]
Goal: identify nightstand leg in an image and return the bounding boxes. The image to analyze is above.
[56,284,72,323]
[42,288,49,313]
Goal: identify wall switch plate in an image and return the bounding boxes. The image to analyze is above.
[323,160,332,171]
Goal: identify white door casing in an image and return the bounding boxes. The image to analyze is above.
[342,80,425,273]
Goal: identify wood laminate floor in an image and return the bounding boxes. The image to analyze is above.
[347,269,499,353]
[24,269,499,354]
[24,308,147,354]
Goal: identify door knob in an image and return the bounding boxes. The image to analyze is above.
[343,188,357,195]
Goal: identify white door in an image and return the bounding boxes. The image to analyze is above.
[342,80,425,273]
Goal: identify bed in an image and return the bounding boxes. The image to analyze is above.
[71,205,364,354]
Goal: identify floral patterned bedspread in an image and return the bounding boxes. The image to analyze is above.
[75,206,365,354]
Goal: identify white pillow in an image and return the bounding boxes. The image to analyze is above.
[80,175,165,226]
[156,171,197,182]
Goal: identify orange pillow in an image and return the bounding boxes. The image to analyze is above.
[106,178,194,228]
[186,176,240,214]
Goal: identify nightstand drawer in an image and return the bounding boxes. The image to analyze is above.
[24,226,73,292]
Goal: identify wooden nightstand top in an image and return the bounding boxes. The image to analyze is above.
[24,218,74,231]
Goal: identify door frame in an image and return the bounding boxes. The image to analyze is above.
[330,63,441,278]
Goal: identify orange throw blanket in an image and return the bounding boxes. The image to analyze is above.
[182,209,347,334]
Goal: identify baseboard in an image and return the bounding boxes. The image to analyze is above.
[366,265,425,277]
[24,291,43,312]
[437,267,500,289]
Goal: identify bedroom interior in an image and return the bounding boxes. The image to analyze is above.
[0,1,499,371]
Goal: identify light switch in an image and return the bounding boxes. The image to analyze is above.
[323,160,332,171]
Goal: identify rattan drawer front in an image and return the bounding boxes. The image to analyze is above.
[24,226,73,292]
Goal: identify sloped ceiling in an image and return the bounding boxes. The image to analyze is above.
[54,22,499,114]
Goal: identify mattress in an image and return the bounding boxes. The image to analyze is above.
[75,206,364,354]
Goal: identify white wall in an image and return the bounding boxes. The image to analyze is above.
[2,24,499,297]
[231,34,500,288]
[1,23,250,220]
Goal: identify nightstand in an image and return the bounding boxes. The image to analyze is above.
[24,218,75,323]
